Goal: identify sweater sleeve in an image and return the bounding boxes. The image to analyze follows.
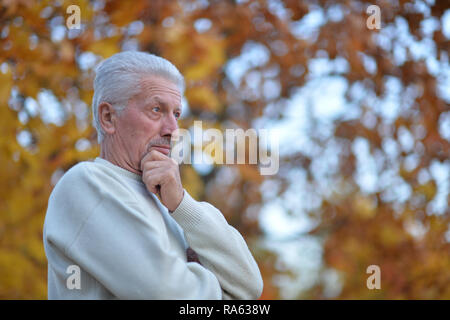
[170,191,264,300]
[45,163,223,299]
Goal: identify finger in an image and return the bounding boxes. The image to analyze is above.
[143,170,166,194]
[148,149,170,161]
[140,149,169,171]
[142,155,179,174]
[141,160,169,171]
[143,167,169,182]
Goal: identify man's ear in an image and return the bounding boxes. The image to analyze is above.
[98,102,117,136]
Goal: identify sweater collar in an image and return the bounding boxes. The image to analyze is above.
[94,157,143,182]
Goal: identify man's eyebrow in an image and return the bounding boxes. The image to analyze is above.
[154,96,168,107]
[148,96,182,113]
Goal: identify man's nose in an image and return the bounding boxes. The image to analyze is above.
[160,113,178,137]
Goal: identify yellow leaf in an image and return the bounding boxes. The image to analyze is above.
[0,68,12,105]
[181,166,204,200]
[185,85,221,112]
[86,36,121,58]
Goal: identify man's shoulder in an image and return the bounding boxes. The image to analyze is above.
[53,160,99,189]
[55,159,120,187]
[51,159,139,202]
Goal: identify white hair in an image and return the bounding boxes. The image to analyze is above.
[92,51,185,143]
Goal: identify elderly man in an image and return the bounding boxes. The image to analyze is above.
[43,51,263,299]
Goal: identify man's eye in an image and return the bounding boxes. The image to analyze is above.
[152,106,160,113]
[174,112,181,119]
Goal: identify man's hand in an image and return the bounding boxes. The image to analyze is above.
[140,149,184,212]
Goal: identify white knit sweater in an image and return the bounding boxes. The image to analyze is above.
[43,157,263,299]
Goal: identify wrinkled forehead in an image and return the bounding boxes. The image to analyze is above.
[135,76,182,107]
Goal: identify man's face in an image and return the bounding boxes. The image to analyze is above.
[112,76,182,173]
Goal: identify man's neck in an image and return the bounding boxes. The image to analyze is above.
[100,145,142,176]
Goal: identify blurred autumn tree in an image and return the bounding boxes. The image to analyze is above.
[0,0,449,299]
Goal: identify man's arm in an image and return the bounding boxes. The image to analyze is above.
[170,190,264,300]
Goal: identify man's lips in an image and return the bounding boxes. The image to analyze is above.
[149,145,171,156]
